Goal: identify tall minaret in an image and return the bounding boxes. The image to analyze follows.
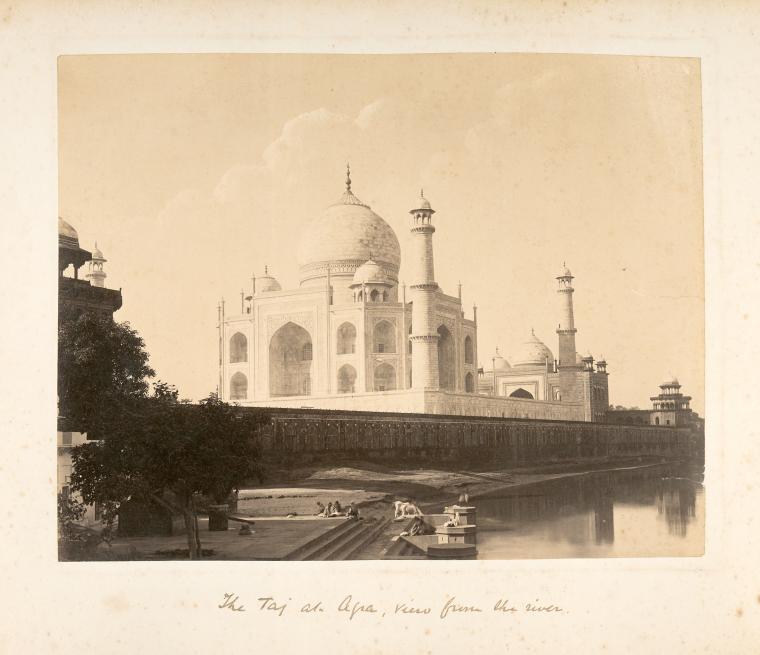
[409,190,439,390]
[556,263,580,368]
[86,242,107,288]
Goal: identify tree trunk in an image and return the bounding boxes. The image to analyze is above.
[183,508,200,560]
[193,496,202,559]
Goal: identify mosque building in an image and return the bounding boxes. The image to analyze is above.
[219,167,608,421]
[58,217,121,526]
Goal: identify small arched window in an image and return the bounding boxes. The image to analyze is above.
[302,342,312,361]
[229,332,247,363]
[382,290,388,302]
[370,289,379,302]
[655,417,660,425]
[464,335,474,364]
[230,372,248,400]
[464,372,474,393]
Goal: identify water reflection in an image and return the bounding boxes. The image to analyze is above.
[475,463,704,559]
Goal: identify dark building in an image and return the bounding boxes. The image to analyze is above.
[58,217,121,320]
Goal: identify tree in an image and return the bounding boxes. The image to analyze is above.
[71,383,268,559]
[58,311,155,435]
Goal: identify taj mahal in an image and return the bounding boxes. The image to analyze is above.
[219,167,610,422]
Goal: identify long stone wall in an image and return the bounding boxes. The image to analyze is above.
[243,388,585,421]
[241,407,701,465]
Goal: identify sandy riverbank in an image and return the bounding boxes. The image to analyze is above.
[237,456,671,521]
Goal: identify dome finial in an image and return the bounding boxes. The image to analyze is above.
[420,188,424,198]
[264,264,268,275]
[346,163,351,192]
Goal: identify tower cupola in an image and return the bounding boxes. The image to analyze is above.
[86,242,107,288]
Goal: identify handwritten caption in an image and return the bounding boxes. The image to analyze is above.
[218,593,564,619]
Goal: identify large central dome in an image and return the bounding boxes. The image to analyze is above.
[297,170,401,288]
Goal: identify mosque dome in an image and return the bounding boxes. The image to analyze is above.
[58,217,80,249]
[352,259,391,286]
[511,330,554,368]
[256,267,282,294]
[492,348,511,371]
[297,168,400,286]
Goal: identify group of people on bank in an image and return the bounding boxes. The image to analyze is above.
[315,500,360,519]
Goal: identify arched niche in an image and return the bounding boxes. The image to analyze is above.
[337,322,357,355]
[229,332,247,363]
[437,325,455,391]
[337,364,357,394]
[269,322,313,397]
[230,371,248,400]
[374,362,396,392]
[373,320,396,354]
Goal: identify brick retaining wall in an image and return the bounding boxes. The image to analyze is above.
[238,407,701,464]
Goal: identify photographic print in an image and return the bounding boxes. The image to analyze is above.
[56,52,704,561]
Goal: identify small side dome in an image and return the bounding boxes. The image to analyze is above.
[58,217,80,248]
[575,352,585,365]
[662,375,680,387]
[351,259,392,286]
[255,267,282,294]
[512,329,554,368]
[492,348,511,371]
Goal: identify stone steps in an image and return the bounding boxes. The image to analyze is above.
[322,518,392,561]
[310,519,380,561]
[282,519,359,561]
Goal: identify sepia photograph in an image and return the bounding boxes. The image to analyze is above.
[56,52,705,562]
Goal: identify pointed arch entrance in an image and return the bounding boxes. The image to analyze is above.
[269,322,313,396]
[509,387,534,399]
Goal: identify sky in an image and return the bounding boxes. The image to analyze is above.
[58,53,704,413]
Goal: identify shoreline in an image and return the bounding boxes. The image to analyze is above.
[235,456,687,521]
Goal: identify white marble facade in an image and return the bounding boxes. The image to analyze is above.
[219,169,597,421]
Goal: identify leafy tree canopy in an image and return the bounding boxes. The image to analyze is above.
[58,311,154,434]
[71,383,268,558]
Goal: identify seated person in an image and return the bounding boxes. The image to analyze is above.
[408,516,432,536]
[345,503,359,519]
[315,502,326,516]
[325,502,334,517]
[329,500,343,517]
[443,512,460,527]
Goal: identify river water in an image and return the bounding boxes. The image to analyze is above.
[474,463,704,559]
